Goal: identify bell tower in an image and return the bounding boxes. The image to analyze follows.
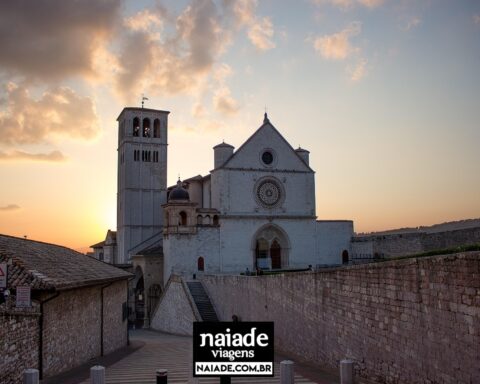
[116,107,169,263]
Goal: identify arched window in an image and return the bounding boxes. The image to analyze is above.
[154,119,160,138]
[143,118,151,137]
[133,117,140,136]
[204,215,211,225]
[197,215,203,225]
[197,257,205,272]
[213,215,219,226]
[179,211,187,226]
[342,250,349,264]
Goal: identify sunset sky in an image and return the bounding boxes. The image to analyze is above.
[0,0,479,252]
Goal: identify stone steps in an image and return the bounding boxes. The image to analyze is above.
[186,281,219,322]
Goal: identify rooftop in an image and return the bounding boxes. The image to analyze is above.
[0,234,132,291]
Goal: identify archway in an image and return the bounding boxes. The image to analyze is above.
[252,224,290,270]
[147,284,162,322]
[134,266,145,328]
[342,250,349,264]
[179,211,187,226]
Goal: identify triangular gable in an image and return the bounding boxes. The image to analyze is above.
[220,119,314,173]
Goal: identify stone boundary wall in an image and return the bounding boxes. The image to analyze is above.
[202,252,480,384]
[0,299,40,384]
[150,275,200,335]
[42,281,128,377]
[102,280,128,355]
[352,226,480,258]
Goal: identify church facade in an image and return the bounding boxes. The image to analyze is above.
[162,113,353,283]
[93,106,353,285]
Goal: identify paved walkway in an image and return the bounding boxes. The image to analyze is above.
[65,329,337,384]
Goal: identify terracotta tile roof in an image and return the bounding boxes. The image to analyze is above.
[0,234,132,291]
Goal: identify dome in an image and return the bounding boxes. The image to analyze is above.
[169,179,189,201]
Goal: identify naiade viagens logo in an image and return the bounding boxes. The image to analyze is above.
[193,322,274,377]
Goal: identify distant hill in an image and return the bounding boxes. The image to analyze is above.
[356,218,480,236]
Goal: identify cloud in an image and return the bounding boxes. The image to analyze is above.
[192,103,206,118]
[125,9,164,32]
[115,0,232,101]
[247,17,276,51]
[313,22,361,60]
[231,0,257,27]
[0,83,100,145]
[0,0,121,81]
[405,17,421,31]
[0,150,66,162]
[474,14,480,24]
[348,59,368,81]
[229,0,275,51]
[213,87,240,115]
[357,0,383,8]
[0,204,20,212]
[313,0,383,10]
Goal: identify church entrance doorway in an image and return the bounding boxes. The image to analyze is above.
[253,224,290,271]
[270,240,281,269]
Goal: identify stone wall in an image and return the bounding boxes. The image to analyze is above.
[352,226,480,259]
[102,280,128,355]
[0,298,40,384]
[150,275,200,336]
[202,252,480,384]
[42,281,128,377]
[42,286,101,377]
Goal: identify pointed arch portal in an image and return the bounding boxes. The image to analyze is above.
[252,224,290,270]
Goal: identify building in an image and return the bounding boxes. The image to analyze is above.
[0,234,131,383]
[161,112,353,283]
[91,107,354,325]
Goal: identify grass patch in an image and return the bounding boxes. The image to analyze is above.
[383,244,480,262]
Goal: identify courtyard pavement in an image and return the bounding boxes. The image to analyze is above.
[47,329,339,384]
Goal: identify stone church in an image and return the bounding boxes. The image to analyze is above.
[91,106,353,324]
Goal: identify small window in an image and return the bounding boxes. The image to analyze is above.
[197,215,203,225]
[154,119,160,138]
[213,215,219,226]
[99,252,104,261]
[342,250,349,264]
[198,257,204,272]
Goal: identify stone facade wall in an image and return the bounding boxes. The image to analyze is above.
[316,221,353,265]
[150,276,199,336]
[352,226,480,258]
[0,299,40,384]
[42,281,128,377]
[41,286,102,377]
[202,252,480,384]
[102,280,128,355]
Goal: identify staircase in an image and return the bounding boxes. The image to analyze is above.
[186,281,219,322]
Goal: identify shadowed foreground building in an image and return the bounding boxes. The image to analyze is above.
[0,234,131,384]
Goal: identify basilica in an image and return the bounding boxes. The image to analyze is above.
[91,106,353,323]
